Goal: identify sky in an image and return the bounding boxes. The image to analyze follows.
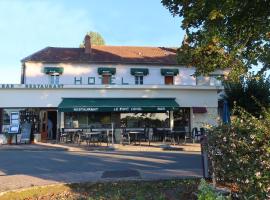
[0,0,185,84]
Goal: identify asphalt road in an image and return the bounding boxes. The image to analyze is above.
[0,149,202,192]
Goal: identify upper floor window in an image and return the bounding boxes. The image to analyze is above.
[43,67,63,85]
[135,76,143,85]
[102,74,111,84]
[98,67,116,85]
[130,68,148,85]
[161,68,179,85]
[50,75,59,85]
[164,76,174,85]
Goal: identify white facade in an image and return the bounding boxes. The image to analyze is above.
[24,62,223,86]
[0,85,219,108]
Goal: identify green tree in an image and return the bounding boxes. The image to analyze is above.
[224,73,270,117]
[80,31,105,47]
[162,0,270,79]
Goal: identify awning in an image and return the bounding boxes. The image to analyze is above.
[192,107,207,113]
[44,67,64,74]
[161,68,179,76]
[97,67,116,75]
[58,98,179,112]
[130,68,149,76]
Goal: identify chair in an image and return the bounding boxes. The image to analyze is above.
[192,127,201,143]
[59,128,68,143]
[106,128,116,146]
[200,127,206,136]
[184,127,192,143]
[139,127,149,143]
[163,129,175,145]
[121,128,130,145]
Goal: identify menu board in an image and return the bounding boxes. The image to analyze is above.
[20,122,32,144]
[10,112,19,125]
[8,125,20,134]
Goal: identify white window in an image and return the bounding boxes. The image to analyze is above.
[135,76,143,85]
[50,75,59,85]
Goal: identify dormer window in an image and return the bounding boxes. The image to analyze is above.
[161,68,179,85]
[44,67,64,85]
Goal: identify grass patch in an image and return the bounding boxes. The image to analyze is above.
[0,179,200,200]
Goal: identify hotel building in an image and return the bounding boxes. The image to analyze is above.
[0,35,225,143]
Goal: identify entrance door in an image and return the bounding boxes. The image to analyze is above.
[47,111,57,140]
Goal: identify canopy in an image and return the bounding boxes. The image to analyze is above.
[160,68,179,76]
[58,98,179,112]
[130,68,149,76]
[192,107,207,113]
[97,67,116,75]
[44,67,64,74]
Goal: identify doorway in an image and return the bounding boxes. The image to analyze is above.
[47,111,57,140]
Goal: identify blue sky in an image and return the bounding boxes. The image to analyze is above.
[0,0,185,83]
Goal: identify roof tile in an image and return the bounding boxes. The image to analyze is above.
[22,46,178,65]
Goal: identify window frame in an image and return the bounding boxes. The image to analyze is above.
[135,76,144,85]
[50,74,60,85]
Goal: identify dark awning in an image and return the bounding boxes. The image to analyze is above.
[130,68,149,76]
[44,67,64,74]
[193,107,207,113]
[161,68,179,76]
[97,67,116,75]
[58,98,179,112]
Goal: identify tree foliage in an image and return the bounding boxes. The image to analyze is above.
[80,31,105,47]
[224,73,270,117]
[162,0,270,78]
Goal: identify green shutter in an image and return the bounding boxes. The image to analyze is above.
[44,67,64,74]
[130,68,149,76]
[98,68,116,75]
[161,68,179,76]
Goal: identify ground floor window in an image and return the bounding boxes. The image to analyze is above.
[64,112,112,128]
[64,112,170,129]
[120,113,169,128]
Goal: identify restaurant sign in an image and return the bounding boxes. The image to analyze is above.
[1,84,64,89]
[73,107,168,112]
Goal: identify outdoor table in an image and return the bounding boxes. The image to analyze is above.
[63,129,83,143]
[128,130,144,145]
[84,131,102,146]
[171,130,186,144]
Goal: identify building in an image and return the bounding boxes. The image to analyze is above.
[0,35,225,144]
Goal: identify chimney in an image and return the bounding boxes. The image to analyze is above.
[84,35,91,54]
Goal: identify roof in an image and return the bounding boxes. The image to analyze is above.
[21,46,178,65]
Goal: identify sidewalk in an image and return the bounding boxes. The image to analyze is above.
[0,142,201,152]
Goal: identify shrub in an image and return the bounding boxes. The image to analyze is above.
[197,179,230,200]
[207,108,270,199]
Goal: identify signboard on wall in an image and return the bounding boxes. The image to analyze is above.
[20,122,32,144]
